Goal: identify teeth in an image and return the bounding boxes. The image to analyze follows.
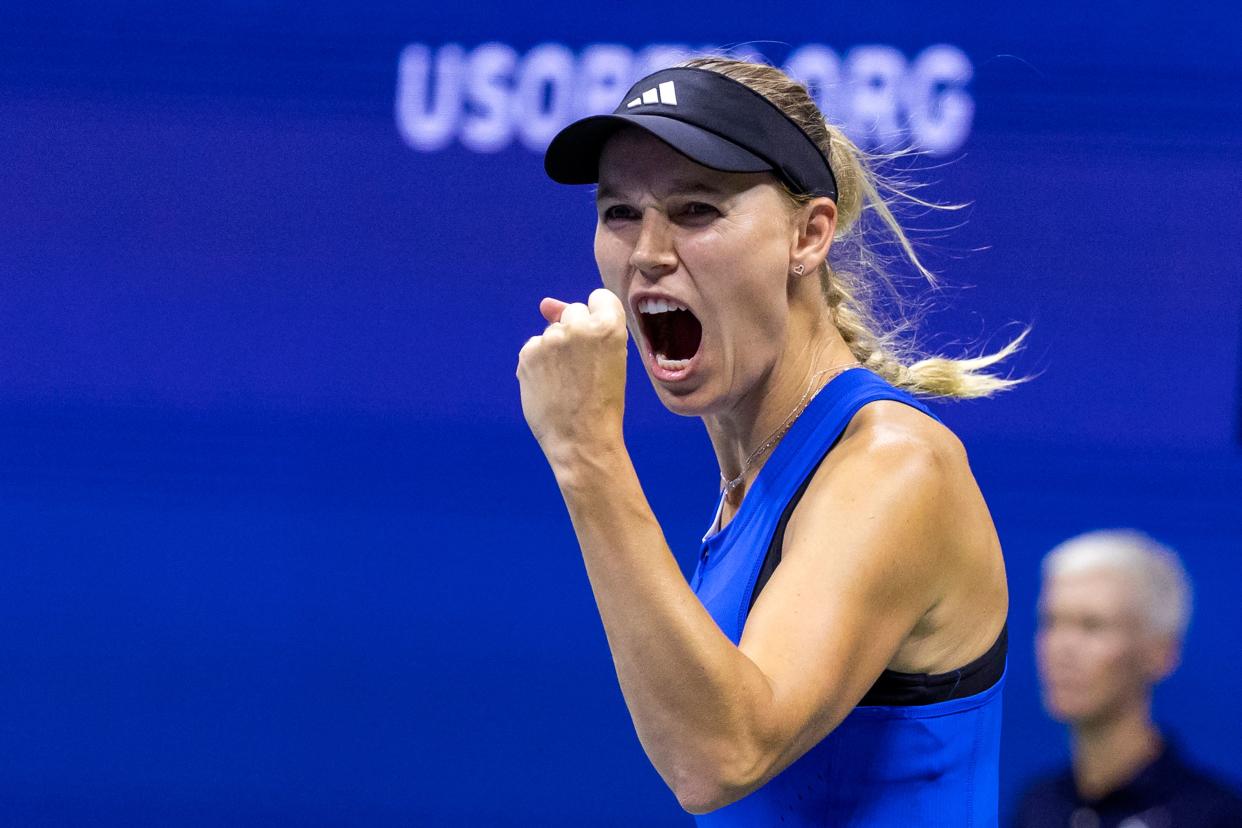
[655,354,691,371]
[637,297,689,314]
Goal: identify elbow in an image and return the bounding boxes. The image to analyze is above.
[673,778,728,816]
[669,750,769,815]
[675,786,738,816]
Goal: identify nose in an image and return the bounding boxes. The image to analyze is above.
[629,208,678,279]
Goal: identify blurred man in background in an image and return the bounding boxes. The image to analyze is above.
[1014,530,1242,827]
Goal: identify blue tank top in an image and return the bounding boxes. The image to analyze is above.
[689,368,1005,827]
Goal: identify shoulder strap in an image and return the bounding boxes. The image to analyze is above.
[746,372,939,611]
[741,378,1007,706]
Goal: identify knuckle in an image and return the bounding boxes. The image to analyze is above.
[519,334,550,359]
[591,316,621,337]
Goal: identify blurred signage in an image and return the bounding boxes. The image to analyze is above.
[395,42,974,157]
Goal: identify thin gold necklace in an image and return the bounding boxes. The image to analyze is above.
[720,361,859,496]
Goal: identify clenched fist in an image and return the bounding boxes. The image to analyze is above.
[517,288,629,464]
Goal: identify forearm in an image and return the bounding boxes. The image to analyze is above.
[550,440,778,805]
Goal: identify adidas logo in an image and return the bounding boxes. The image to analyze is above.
[626,80,677,108]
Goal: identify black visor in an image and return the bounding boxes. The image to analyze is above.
[544,66,837,201]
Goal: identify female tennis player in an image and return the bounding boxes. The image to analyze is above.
[517,57,1022,826]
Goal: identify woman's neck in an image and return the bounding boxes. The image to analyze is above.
[705,316,856,503]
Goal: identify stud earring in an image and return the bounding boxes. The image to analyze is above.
[792,264,805,276]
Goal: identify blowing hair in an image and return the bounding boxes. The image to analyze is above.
[679,56,1027,399]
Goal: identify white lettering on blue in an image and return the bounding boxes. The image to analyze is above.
[395,42,975,157]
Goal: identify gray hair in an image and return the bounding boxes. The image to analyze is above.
[1041,529,1193,639]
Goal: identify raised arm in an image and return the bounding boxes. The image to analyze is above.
[517,290,950,813]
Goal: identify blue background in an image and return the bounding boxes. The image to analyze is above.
[2,1,1240,824]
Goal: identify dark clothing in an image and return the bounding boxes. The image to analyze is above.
[1014,743,1242,828]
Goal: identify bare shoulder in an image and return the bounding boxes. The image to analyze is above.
[796,399,969,561]
[804,399,971,525]
[789,399,1008,673]
[840,399,967,470]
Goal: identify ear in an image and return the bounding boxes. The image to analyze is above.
[1144,634,1182,684]
[789,197,838,274]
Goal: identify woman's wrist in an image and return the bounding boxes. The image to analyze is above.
[544,435,629,491]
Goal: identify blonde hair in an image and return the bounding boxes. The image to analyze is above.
[679,56,1027,399]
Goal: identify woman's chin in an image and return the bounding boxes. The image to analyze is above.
[647,377,718,418]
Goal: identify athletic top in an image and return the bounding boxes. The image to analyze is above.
[689,367,1006,827]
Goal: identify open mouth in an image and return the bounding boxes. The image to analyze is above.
[636,297,703,372]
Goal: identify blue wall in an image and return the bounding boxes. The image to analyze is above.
[2,1,1240,824]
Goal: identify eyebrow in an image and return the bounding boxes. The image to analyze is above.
[595,179,733,203]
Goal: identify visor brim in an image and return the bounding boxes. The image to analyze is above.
[544,113,774,185]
